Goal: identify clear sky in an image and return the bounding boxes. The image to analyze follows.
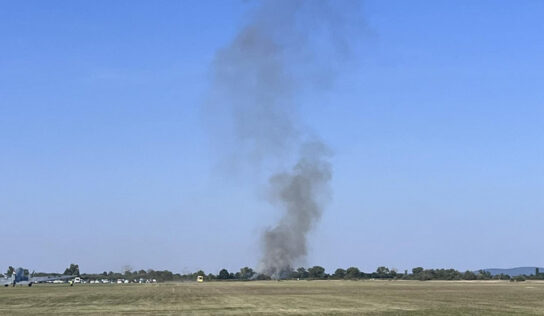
[1,0,543,274]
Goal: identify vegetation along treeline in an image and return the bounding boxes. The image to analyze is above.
[5,264,543,283]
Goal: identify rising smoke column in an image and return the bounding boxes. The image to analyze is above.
[261,141,331,278]
[206,0,356,278]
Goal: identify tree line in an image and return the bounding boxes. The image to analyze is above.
[5,264,543,282]
[78,266,544,282]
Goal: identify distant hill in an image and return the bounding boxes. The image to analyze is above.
[482,267,544,277]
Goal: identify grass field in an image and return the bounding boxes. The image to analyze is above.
[1,280,544,315]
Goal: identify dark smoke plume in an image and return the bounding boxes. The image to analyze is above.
[261,141,331,278]
[206,0,357,278]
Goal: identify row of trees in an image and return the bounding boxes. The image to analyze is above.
[5,264,544,282]
[190,266,544,282]
[78,266,258,282]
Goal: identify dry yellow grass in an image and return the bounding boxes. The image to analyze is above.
[1,280,544,315]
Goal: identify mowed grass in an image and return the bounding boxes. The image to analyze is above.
[1,280,544,315]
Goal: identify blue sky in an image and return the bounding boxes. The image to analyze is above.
[1,0,542,274]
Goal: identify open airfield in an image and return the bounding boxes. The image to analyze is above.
[2,280,544,315]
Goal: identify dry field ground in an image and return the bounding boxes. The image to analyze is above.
[1,280,544,315]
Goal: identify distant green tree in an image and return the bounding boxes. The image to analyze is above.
[476,270,492,280]
[308,266,326,279]
[376,266,389,274]
[239,267,255,280]
[463,271,477,280]
[64,263,80,275]
[375,266,390,278]
[6,266,14,277]
[494,273,510,280]
[412,267,424,275]
[295,267,309,279]
[218,269,230,280]
[345,267,360,279]
[332,268,346,279]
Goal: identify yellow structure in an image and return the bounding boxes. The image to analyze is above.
[196,276,204,283]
